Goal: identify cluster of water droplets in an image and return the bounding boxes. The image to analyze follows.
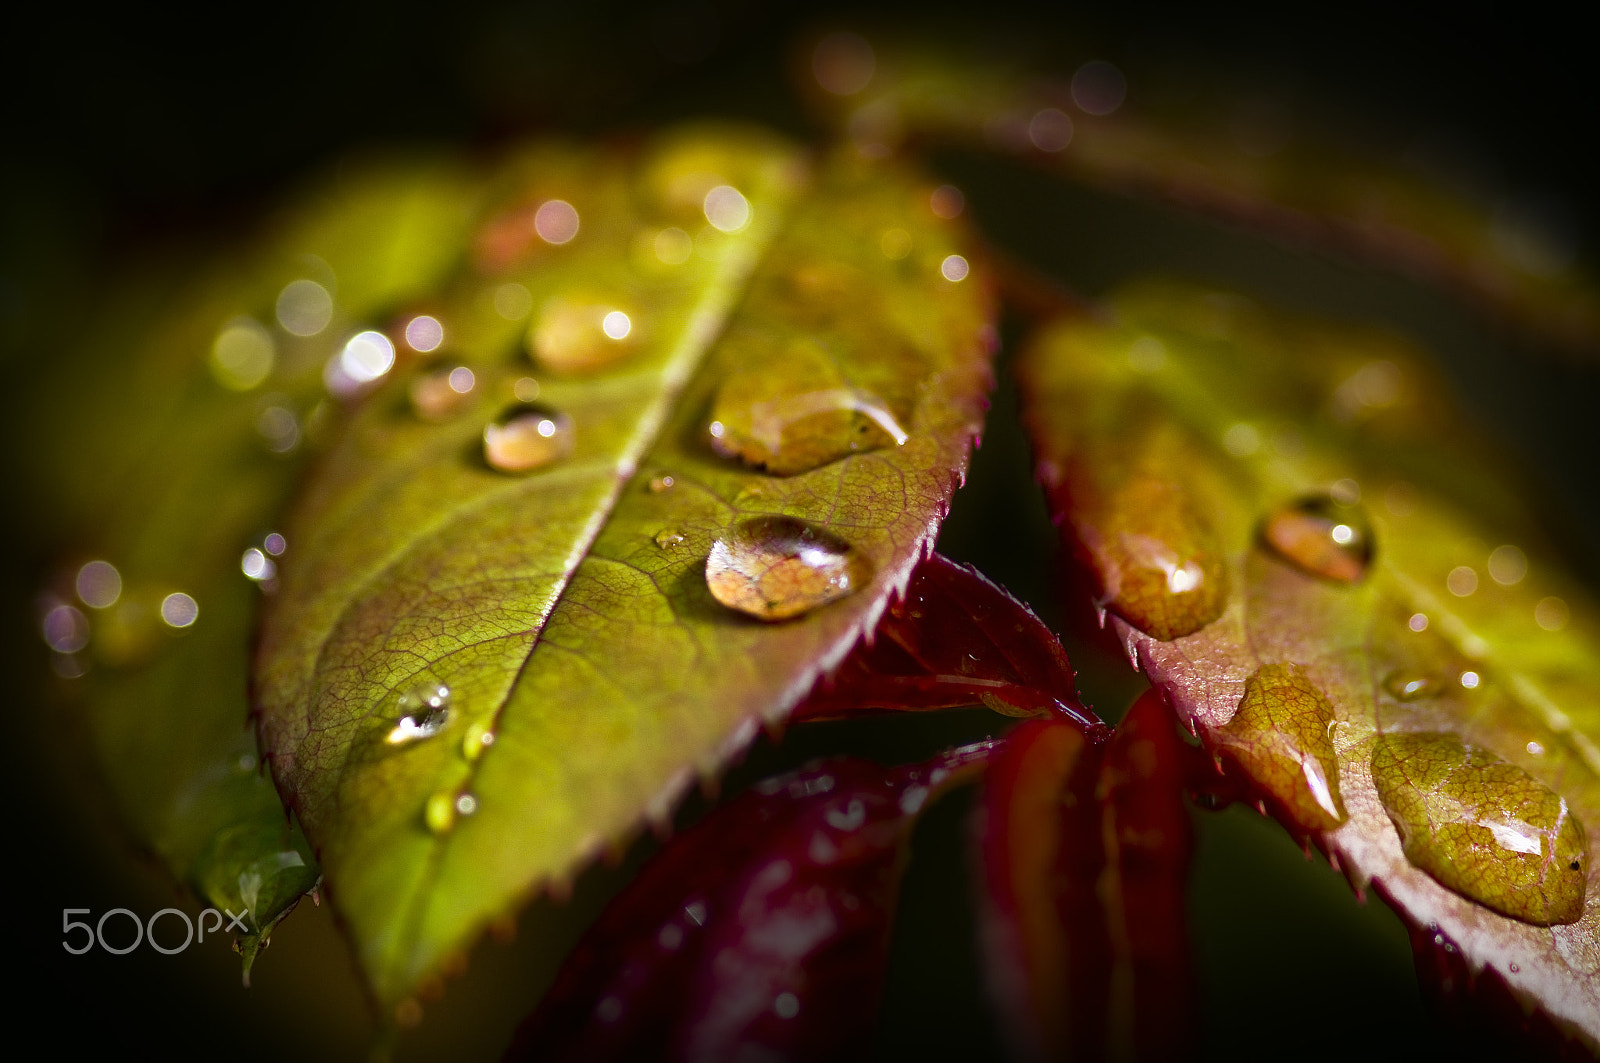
[39,558,204,676]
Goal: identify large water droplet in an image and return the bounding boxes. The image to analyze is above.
[410,366,477,422]
[1260,495,1373,583]
[387,683,451,745]
[1371,731,1586,925]
[705,516,870,621]
[1083,475,1228,641]
[708,371,908,476]
[1214,663,1347,833]
[529,294,639,375]
[483,405,575,473]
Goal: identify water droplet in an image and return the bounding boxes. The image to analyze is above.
[276,279,333,337]
[1527,741,1546,756]
[705,516,870,621]
[813,30,875,95]
[654,528,686,548]
[1459,670,1481,690]
[1260,495,1373,583]
[1447,565,1479,597]
[1215,663,1347,832]
[403,314,444,353]
[1535,596,1570,631]
[75,560,122,609]
[534,200,580,245]
[654,227,693,265]
[424,791,457,834]
[256,405,301,453]
[708,371,908,476]
[387,683,450,745]
[929,184,964,218]
[483,405,575,473]
[703,185,750,233]
[649,474,675,493]
[1383,670,1440,701]
[1028,108,1074,152]
[1371,732,1586,925]
[1409,612,1429,633]
[774,992,801,1019]
[1084,475,1228,641]
[210,318,276,390]
[159,592,198,628]
[41,601,91,653]
[529,295,639,375]
[322,330,396,398]
[1071,59,1126,115]
[879,228,912,259]
[240,547,276,583]
[939,254,970,282]
[455,793,478,816]
[461,720,496,761]
[410,366,477,421]
[263,532,287,556]
[1487,545,1527,586]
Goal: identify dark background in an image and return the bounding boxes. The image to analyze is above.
[4,2,1596,1061]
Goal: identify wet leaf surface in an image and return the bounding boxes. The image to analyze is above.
[1018,281,1600,1049]
[20,157,484,957]
[507,744,993,1062]
[249,128,997,1008]
[975,688,1195,1060]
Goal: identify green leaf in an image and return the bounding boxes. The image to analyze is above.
[25,153,485,960]
[1017,280,1600,1049]
[250,127,997,1009]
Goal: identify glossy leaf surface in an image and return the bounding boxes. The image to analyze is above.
[1019,281,1600,1048]
[976,688,1195,1060]
[23,157,484,954]
[250,128,997,1007]
[508,745,993,1062]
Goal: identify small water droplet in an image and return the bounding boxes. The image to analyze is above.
[534,200,580,245]
[939,254,970,282]
[240,547,276,583]
[410,366,477,421]
[1535,597,1570,631]
[1260,495,1373,583]
[75,560,122,609]
[649,474,675,493]
[263,532,287,556]
[455,793,478,816]
[705,516,870,621]
[708,374,908,476]
[1527,741,1546,757]
[774,992,801,1019]
[276,279,333,337]
[1215,663,1347,832]
[1447,565,1479,597]
[425,791,456,834]
[403,314,444,353]
[529,295,639,375]
[1371,731,1586,925]
[703,185,751,233]
[41,601,91,654]
[1510,962,1521,974]
[210,318,276,390]
[160,592,199,628]
[483,405,575,473]
[1487,545,1527,586]
[1383,670,1440,701]
[388,683,451,745]
[654,528,686,548]
[1459,670,1481,690]
[1409,612,1429,633]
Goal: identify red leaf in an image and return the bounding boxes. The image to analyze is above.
[795,553,1101,734]
[508,744,994,1062]
[976,688,1196,1060]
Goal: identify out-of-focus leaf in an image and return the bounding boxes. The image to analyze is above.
[793,552,1096,730]
[799,31,1600,356]
[1018,280,1600,1049]
[975,688,1194,1060]
[250,126,997,1010]
[25,155,483,962]
[507,744,993,1062]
